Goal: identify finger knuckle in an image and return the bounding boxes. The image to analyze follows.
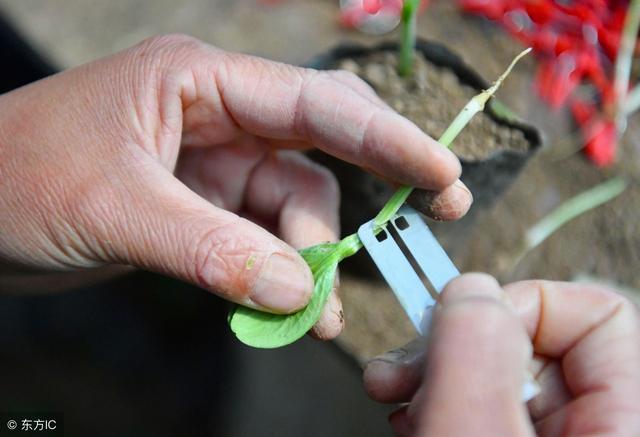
[282,152,340,200]
[327,69,360,84]
[138,33,204,56]
[128,34,210,74]
[189,218,257,299]
[191,222,233,291]
[307,162,340,198]
[537,279,635,309]
[226,53,309,89]
[328,69,376,94]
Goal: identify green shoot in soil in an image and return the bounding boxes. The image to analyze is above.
[229,48,531,348]
[509,176,628,271]
[398,0,420,76]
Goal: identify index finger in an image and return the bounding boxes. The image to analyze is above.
[212,50,462,191]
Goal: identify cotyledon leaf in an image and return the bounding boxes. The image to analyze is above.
[229,234,362,348]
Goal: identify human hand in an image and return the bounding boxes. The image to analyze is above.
[0,34,472,338]
[363,274,640,436]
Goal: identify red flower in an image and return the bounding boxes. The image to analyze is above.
[525,0,556,26]
[571,99,617,167]
[583,120,617,167]
[458,0,507,20]
[535,55,582,108]
[571,99,596,126]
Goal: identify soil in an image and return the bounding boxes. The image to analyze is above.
[336,276,415,364]
[337,51,530,160]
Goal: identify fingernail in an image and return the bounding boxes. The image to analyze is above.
[408,179,473,221]
[309,291,344,340]
[250,253,313,313]
[431,180,472,214]
[453,179,472,198]
[446,179,473,218]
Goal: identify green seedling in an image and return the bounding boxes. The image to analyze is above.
[229,48,531,348]
[398,0,420,76]
[508,176,628,272]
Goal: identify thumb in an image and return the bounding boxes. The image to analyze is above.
[92,168,313,314]
[414,274,535,436]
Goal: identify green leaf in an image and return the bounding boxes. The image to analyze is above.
[228,235,362,348]
[398,0,420,77]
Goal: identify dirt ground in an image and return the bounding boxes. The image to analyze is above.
[1,0,638,363]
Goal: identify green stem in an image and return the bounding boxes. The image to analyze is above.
[335,232,363,260]
[614,0,640,133]
[374,48,531,230]
[398,0,420,77]
[508,177,628,273]
[524,177,628,251]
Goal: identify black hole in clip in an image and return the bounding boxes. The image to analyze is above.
[395,216,410,231]
[375,230,388,242]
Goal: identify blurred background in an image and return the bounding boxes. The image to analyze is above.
[0,1,638,436]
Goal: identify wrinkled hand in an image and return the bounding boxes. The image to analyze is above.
[364,273,640,436]
[0,34,472,338]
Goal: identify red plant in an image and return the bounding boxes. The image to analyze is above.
[571,98,618,166]
[458,0,634,167]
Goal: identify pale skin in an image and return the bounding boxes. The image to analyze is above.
[0,34,472,339]
[364,273,640,436]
